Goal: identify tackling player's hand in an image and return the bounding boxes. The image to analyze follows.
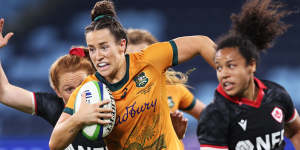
[74,93,113,126]
[0,18,13,48]
[170,110,188,139]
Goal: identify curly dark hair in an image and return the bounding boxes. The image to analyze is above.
[217,0,291,65]
[85,0,127,49]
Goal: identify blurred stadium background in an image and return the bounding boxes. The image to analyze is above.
[0,0,299,149]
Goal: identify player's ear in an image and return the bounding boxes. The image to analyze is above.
[119,39,126,53]
[249,59,256,73]
[54,88,62,98]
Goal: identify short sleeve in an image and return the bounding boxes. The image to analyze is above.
[177,85,195,111]
[278,87,297,123]
[142,40,178,72]
[34,92,64,126]
[197,102,229,149]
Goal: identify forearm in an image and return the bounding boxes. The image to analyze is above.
[0,62,33,114]
[285,114,300,150]
[0,61,9,87]
[49,114,83,150]
[1,84,34,113]
[290,131,300,150]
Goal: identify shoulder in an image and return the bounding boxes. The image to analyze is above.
[200,93,229,123]
[130,41,173,59]
[76,74,99,92]
[213,90,232,110]
[197,92,230,146]
[35,92,60,99]
[145,41,174,51]
[262,80,287,93]
[85,74,98,83]
[261,79,291,100]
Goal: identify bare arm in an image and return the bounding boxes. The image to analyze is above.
[49,97,112,150]
[285,112,300,150]
[184,99,206,119]
[0,62,35,114]
[174,36,216,68]
[49,112,82,150]
[0,18,34,114]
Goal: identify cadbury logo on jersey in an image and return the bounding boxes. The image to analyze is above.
[115,99,157,126]
[134,72,148,87]
[235,129,284,150]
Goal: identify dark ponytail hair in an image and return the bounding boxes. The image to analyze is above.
[217,0,291,65]
[85,0,127,49]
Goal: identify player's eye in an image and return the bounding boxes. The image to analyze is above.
[101,45,109,51]
[89,47,95,52]
[65,87,74,93]
[216,66,222,72]
[228,64,236,69]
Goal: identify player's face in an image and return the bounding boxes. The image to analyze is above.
[215,47,255,97]
[86,28,126,80]
[56,70,89,104]
[127,42,149,53]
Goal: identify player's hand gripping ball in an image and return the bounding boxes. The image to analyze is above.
[74,81,116,140]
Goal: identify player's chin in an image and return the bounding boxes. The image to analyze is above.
[225,89,238,97]
[97,70,111,78]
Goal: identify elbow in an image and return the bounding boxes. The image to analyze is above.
[199,35,210,40]
[0,83,10,100]
[49,139,63,150]
[201,35,217,49]
[49,140,56,150]
[198,35,213,44]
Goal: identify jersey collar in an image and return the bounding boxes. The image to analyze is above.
[217,77,267,108]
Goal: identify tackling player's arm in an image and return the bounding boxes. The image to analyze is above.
[0,18,34,114]
[285,111,300,150]
[49,94,112,150]
[0,62,35,114]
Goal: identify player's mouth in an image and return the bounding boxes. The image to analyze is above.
[223,81,234,91]
[97,62,110,71]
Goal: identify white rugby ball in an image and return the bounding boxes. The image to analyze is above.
[74,81,116,140]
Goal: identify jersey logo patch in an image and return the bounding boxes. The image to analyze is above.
[271,107,283,123]
[238,119,247,131]
[134,72,148,87]
[167,96,175,108]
